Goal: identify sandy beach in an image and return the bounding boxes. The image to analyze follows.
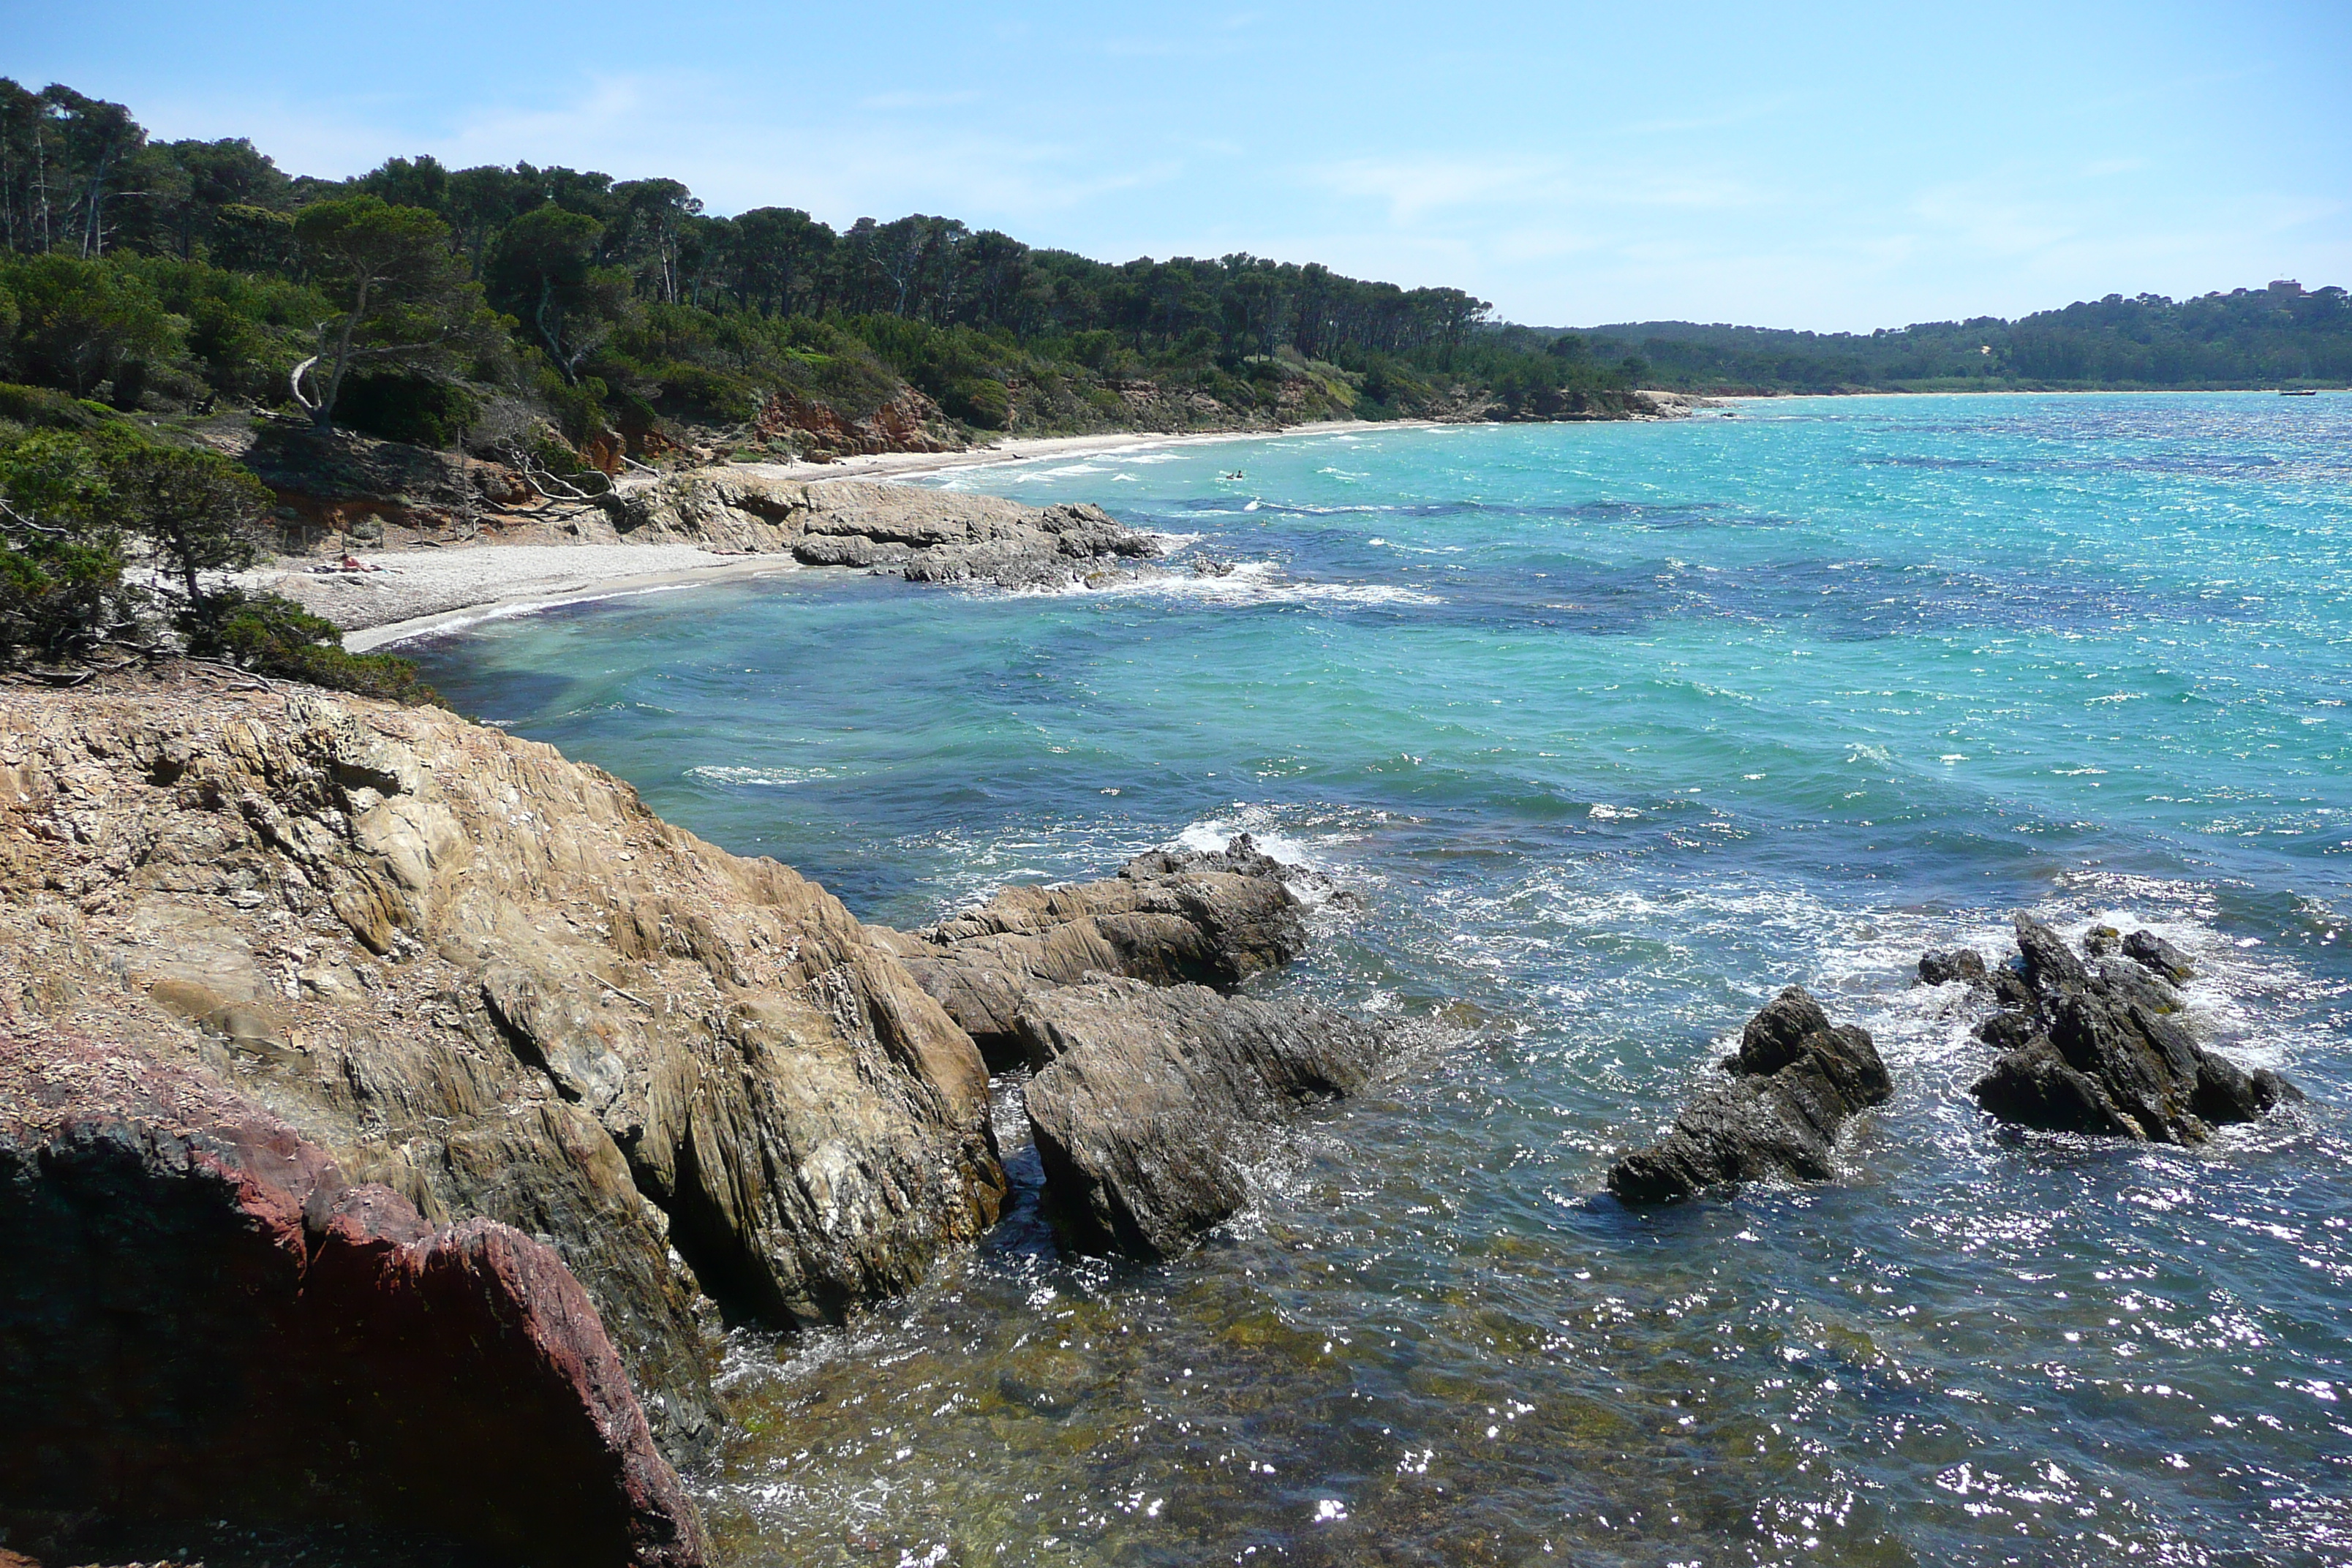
[261,419,1417,651]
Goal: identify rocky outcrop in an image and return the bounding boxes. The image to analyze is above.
[594,473,1160,588]
[1965,914,2298,1142]
[0,1031,704,1567]
[1607,987,1893,1205]
[0,681,1006,1472]
[874,834,1394,1259]
[880,835,1310,1065]
[1014,979,1392,1259]
[754,387,963,459]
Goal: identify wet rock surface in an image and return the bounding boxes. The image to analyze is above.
[881,834,1310,1065]
[1015,979,1393,1259]
[0,1033,705,1567]
[595,473,1160,588]
[1607,987,1893,1205]
[0,681,1006,1472]
[1966,913,2299,1142]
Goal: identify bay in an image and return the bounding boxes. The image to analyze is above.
[411,392,2352,1567]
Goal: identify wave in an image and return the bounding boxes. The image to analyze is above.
[685,764,852,788]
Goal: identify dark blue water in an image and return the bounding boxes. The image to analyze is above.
[411,394,2352,1566]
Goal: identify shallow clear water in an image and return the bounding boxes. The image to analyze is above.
[411,394,2352,1567]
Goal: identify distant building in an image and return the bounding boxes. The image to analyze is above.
[2268,279,2304,295]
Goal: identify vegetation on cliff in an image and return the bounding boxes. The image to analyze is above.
[0,78,1640,463]
[0,415,436,696]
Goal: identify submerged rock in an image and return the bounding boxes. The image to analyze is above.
[883,834,1309,1065]
[0,1032,705,1567]
[1016,979,1392,1259]
[1968,913,2296,1142]
[1607,987,1893,1205]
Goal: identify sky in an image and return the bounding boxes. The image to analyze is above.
[7,0,2349,331]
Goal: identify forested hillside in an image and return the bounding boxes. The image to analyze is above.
[0,80,1646,465]
[1555,285,2351,393]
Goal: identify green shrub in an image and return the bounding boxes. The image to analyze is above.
[0,382,110,431]
[184,589,442,705]
[942,376,1009,429]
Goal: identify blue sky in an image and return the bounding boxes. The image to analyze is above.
[9,0,2348,330]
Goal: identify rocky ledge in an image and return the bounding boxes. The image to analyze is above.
[1607,987,1893,1204]
[598,473,1159,588]
[1934,913,2299,1142]
[881,834,1395,1257]
[0,680,1395,1553]
[0,676,1009,1553]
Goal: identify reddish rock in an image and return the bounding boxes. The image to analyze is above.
[0,1030,707,1568]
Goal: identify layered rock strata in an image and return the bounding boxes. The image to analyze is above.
[1956,914,2298,1142]
[0,1033,705,1568]
[1014,979,1392,1259]
[0,680,1006,1480]
[1607,987,1893,1205]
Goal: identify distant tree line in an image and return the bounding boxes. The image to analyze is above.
[1548,285,2352,393]
[1,79,1604,455]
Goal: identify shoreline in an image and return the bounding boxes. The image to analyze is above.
[287,419,1439,651]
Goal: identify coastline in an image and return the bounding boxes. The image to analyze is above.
[279,419,1436,651]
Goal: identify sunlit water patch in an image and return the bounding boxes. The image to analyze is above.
[412,394,2352,1566]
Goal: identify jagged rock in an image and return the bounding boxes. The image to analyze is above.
[1015,979,1391,1259]
[1917,947,1987,987]
[2122,928,2195,981]
[1607,987,1892,1205]
[592,474,1159,588]
[881,834,1308,1064]
[0,1031,705,1567]
[2083,924,2122,957]
[0,682,1005,1467]
[1968,913,2296,1142]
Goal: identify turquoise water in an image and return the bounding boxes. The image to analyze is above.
[411,394,2352,1567]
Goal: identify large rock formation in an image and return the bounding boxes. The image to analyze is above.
[595,473,1159,588]
[0,1033,704,1567]
[0,679,1006,1474]
[874,834,1392,1258]
[879,835,1311,1065]
[1014,979,1392,1259]
[1964,913,2298,1142]
[1607,987,1893,1205]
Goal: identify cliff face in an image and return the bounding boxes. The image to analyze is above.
[0,678,1005,1468]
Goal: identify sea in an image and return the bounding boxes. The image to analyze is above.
[407,393,2352,1567]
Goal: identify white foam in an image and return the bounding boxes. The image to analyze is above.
[686,764,846,788]
[995,559,1439,608]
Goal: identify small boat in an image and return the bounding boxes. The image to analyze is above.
[2279,388,2316,396]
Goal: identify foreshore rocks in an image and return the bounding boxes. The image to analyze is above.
[878,834,1393,1259]
[0,1032,704,1567]
[1607,987,1893,1205]
[1016,980,1391,1259]
[0,674,1401,1553]
[881,835,1311,1065]
[1952,913,2299,1142]
[0,679,1006,1499]
[595,472,1160,588]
